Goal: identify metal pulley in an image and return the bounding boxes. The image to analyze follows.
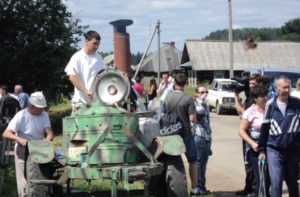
[91,68,131,105]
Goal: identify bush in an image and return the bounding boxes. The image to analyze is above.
[49,101,71,134]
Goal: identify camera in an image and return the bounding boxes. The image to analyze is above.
[231,73,270,97]
[231,75,251,97]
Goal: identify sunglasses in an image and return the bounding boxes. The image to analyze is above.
[198,91,208,94]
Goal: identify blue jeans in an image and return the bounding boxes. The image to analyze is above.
[248,149,270,197]
[267,146,300,197]
[194,135,211,191]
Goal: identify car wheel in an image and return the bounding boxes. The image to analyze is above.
[216,102,222,115]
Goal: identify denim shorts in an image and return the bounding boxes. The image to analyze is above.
[184,136,198,164]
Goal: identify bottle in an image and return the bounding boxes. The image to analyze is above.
[80,145,89,168]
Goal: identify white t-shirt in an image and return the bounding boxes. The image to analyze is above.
[158,81,174,101]
[64,49,104,104]
[276,100,287,115]
[8,109,51,141]
[242,104,263,140]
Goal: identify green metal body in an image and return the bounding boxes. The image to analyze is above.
[27,140,54,164]
[25,68,187,196]
[63,103,138,165]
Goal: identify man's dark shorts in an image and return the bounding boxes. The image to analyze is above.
[184,136,197,164]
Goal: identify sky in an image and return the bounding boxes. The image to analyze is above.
[64,0,300,53]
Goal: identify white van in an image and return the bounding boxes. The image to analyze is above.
[243,67,300,89]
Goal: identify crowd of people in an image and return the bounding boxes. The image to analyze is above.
[1,29,300,197]
[235,74,300,197]
[133,71,300,197]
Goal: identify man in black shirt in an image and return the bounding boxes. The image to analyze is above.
[163,72,200,196]
[0,85,20,125]
[0,85,20,169]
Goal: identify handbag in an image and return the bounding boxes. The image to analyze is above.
[159,94,185,136]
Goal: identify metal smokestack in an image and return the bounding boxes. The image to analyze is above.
[109,19,133,74]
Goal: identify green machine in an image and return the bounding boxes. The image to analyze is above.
[25,68,187,197]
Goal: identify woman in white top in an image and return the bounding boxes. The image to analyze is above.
[239,85,270,197]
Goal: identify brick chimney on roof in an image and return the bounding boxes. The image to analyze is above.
[170,41,175,47]
[246,33,257,49]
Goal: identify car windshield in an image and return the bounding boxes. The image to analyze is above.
[265,72,300,88]
[220,82,236,92]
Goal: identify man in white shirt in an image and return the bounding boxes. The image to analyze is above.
[2,91,53,197]
[157,72,174,119]
[64,30,104,111]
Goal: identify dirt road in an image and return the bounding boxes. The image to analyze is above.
[206,113,245,195]
[205,112,289,196]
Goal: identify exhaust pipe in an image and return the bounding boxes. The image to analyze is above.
[109,19,133,74]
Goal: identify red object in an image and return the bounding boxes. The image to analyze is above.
[109,19,133,74]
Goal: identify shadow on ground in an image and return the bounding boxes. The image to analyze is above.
[211,191,239,197]
[211,188,290,197]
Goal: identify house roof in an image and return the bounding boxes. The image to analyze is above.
[181,40,300,71]
[137,43,182,72]
[103,54,114,65]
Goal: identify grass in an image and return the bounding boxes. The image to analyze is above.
[0,158,18,197]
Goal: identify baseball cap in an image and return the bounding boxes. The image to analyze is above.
[28,91,47,108]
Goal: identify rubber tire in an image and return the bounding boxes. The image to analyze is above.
[216,102,222,115]
[149,155,188,197]
[26,155,52,197]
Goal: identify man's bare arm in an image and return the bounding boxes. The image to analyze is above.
[45,127,54,141]
[3,128,27,146]
[235,93,245,115]
[69,74,92,99]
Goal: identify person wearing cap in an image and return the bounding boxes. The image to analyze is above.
[64,30,104,112]
[2,91,53,197]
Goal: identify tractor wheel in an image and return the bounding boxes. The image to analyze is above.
[149,173,167,196]
[26,155,52,197]
[149,155,188,197]
[216,102,222,115]
[165,155,188,196]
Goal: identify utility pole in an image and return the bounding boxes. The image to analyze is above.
[133,20,160,81]
[228,0,234,78]
[157,20,161,83]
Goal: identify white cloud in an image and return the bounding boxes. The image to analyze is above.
[65,0,300,53]
[150,0,197,9]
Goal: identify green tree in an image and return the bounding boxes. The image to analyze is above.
[131,52,143,66]
[0,0,87,103]
[204,27,280,41]
[279,18,300,41]
[100,51,113,58]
